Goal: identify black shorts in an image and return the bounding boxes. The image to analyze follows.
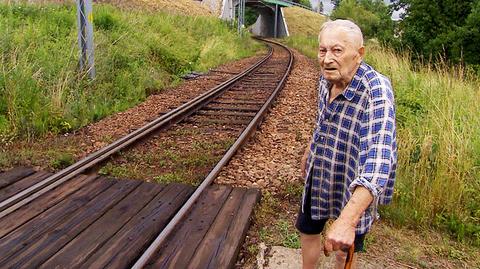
[295,182,366,252]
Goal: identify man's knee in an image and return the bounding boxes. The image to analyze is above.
[300,233,322,244]
[300,233,322,254]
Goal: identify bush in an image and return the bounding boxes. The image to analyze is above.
[395,0,480,67]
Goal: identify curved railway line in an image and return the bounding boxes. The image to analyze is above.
[0,39,293,268]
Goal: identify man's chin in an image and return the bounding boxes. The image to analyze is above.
[323,75,340,83]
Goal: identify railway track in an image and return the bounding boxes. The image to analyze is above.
[0,38,293,268]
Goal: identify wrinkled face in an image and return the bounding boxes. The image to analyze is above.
[318,28,364,86]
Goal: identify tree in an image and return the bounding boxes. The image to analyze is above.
[332,0,342,9]
[455,0,480,67]
[394,0,479,66]
[244,6,259,26]
[331,0,395,43]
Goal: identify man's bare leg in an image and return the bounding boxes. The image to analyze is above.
[334,250,358,269]
[300,233,323,269]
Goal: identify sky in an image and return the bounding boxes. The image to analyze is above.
[309,0,403,20]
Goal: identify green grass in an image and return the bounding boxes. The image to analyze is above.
[276,219,301,248]
[258,220,300,249]
[282,7,326,36]
[255,190,301,248]
[98,163,131,178]
[283,36,480,246]
[153,172,186,184]
[0,3,261,139]
[50,152,75,169]
[283,35,319,60]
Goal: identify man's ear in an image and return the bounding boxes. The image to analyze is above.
[357,46,365,63]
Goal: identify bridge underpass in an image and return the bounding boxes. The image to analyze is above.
[217,0,309,38]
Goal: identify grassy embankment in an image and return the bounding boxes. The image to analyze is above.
[0,3,261,141]
[283,33,480,246]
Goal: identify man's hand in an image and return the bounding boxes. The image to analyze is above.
[323,186,374,256]
[323,217,356,256]
[300,147,310,179]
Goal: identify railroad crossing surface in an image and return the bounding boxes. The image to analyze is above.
[0,167,260,268]
[0,40,291,269]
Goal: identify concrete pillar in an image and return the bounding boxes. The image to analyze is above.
[251,5,289,38]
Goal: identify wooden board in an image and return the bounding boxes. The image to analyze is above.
[2,179,140,268]
[82,183,194,269]
[0,171,51,204]
[40,181,163,268]
[0,174,97,239]
[0,167,261,269]
[0,177,115,266]
[187,188,261,269]
[145,185,233,269]
[146,187,261,269]
[0,166,36,190]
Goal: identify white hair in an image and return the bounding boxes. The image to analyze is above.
[318,19,364,48]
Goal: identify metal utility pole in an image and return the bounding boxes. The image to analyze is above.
[76,0,95,79]
[237,0,245,35]
[232,1,236,28]
[274,4,278,38]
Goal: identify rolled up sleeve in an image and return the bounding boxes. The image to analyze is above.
[349,94,396,200]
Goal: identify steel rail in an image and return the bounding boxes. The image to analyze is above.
[0,45,274,219]
[132,38,293,269]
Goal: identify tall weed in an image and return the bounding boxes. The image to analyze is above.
[0,3,261,139]
[284,35,480,245]
[365,46,480,244]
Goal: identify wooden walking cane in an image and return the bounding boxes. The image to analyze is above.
[344,244,355,269]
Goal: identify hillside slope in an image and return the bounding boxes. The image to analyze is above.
[200,0,223,16]
[97,0,213,16]
[282,6,326,36]
[2,0,214,16]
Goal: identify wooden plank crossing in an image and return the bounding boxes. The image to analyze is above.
[0,166,36,193]
[0,167,260,269]
[146,186,260,269]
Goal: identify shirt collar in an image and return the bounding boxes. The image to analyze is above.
[342,61,369,101]
[320,61,370,101]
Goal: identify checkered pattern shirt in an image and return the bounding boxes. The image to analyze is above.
[302,61,397,235]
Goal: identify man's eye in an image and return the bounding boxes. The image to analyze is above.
[333,48,342,54]
[319,49,327,55]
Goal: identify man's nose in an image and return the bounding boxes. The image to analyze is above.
[324,50,334,63]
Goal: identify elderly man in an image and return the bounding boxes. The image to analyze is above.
[296,19,397,269]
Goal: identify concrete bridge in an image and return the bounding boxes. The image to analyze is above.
[201,0,312,38]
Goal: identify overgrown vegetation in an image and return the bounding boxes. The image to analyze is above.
[244,6,260,26]
[255,191,301,248]
[331,0,480,71]
[367,45,480,246]
[283,34,480,246]
[393,0,480,69]
[331,0,395,43]
[284,35,319,59]
[0,3,261,140]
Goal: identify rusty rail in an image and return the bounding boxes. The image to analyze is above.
[132,38,293,268]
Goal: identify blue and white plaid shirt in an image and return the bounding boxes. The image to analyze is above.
[302,61,397,235]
